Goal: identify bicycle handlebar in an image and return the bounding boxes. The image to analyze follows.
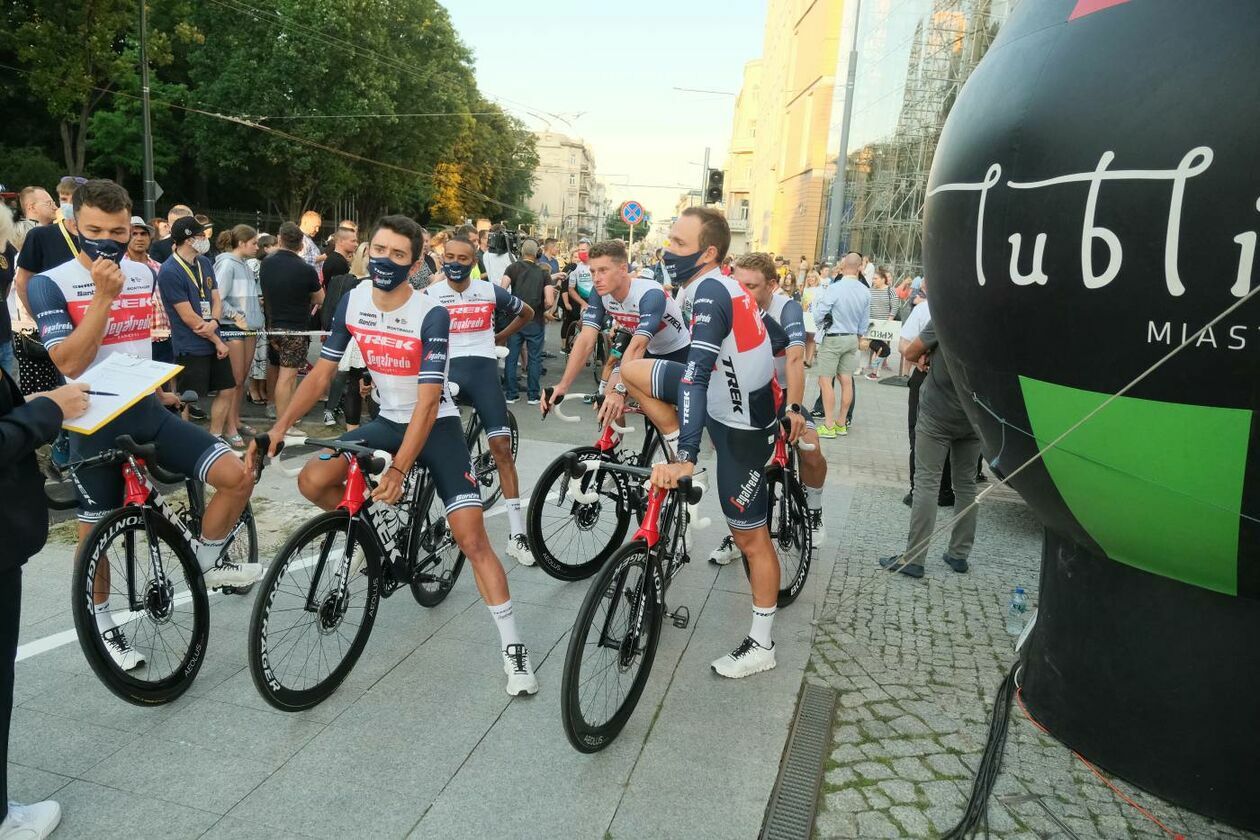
[561,451,704,506]
[299,437,393,477]
[545,388,636,434]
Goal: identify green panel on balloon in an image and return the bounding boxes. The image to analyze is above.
[1019,376,1249,596]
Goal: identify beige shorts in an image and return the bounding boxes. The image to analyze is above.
[816,334,860,379]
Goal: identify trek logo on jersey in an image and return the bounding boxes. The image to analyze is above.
[68,293,152,344]
[446,302,495,333]
[721,357,744,414]
[728,469,761,513]
[610,311,639,330]
[348,326,421,375]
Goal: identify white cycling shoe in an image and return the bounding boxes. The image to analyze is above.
[0,800,62,840]
[711,636,777,679]
[503,643,539,697]
[202,560,263,590]
[506,534,535,566]
[808,508,827,549]
[101,626,145,671]
[709,535,740,566]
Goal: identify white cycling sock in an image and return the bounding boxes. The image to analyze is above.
[805,484,823,510]
[488,599,521,649]
[195,536,228,572]
[749,603,776,649]
[505,498,524,536]
[661,428,680,459]
[94,600,116,632]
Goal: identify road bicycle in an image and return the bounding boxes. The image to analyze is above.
[247,435,466,711]
[746,424,815,608]
[47,433,260,705]
[457,348,519,510]
[559,453,710,752]
[526,391,669,581]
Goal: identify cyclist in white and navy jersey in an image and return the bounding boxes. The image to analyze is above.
[620,207,784,680]
[253,216,538,697]
[27,180,257,672]
[710,253,829,567]
[422,236,535,564]
[541,239,690,429]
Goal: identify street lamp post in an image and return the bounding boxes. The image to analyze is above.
[139,0,157,220]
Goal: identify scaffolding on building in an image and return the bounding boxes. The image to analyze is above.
[835,0,1010,278]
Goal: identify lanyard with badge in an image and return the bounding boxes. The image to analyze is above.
[57,221,81,258]
[174,254,213,319]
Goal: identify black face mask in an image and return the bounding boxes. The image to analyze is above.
[661,248,705,285]
[80,235,128,264]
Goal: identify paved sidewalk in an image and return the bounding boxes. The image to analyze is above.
[9,434,847,840]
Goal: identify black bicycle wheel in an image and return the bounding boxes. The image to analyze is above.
[248,511,379,711]
[409,486,467,607]
[527,447,631,582]
[561,541,663,753]
[70,508,210,705]
[767,471,812,607]
[219,501,259,596]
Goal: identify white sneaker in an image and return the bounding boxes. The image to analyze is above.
[709,535,739,566]
[101,626,145,671]
[203,560,263,590]
[711,636,776,679]
[808,508,826,549]
[322,409,336,426]
[0,801,62,840]
[503,643,539,696]
[506,533,534,566]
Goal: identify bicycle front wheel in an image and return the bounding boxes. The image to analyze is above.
[219,501,259,596]
[561,541,663,753]
[409,487,467,607]
[71,508,210,705]
[248,511,379,711]
[768,471,812,607]
[527,447,631,581]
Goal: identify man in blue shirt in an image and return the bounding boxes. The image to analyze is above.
[157,217,237,445]
[810,252,870,437]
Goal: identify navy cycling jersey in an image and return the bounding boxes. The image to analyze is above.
[321,282,458,424]
[765,290,806,388]
[581,276,689,356]
[676,271,779,463]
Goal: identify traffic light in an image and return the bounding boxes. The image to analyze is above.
[705,168,724,204]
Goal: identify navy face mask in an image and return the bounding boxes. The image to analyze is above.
[661,248,704,285]
[368,256,410,291]
[443,261,471,283]
[80,235,128,265]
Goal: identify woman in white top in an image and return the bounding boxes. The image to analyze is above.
[799,270,822,367]
[213,225,263,445]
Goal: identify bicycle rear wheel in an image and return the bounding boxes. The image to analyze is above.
[248,511,379,711]
[527,447,631,581]
[561,541,662,753]
[409,487,467,607]
[220,501,259,596]
[70,508,210,705]
[468,410,518,510]
[768,471,812,607]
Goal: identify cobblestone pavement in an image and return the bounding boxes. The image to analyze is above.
[805,374,1254,839]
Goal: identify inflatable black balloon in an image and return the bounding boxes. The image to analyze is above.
[923,0,1259,831]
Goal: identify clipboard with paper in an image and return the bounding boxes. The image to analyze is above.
[64,353,183,435]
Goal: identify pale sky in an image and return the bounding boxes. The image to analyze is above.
[446,0,767,226]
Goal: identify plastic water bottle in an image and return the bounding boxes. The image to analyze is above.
[1006,587,1028,636]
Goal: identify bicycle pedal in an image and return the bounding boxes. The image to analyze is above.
[667,605,690,629]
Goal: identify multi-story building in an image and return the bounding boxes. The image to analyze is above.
[724,59,760,255]
[732,0,844,261]
[527,131,604,239]
[820,0,1020,276]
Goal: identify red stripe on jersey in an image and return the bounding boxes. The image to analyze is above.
[610,311,639,330]
[446,301,495,333]
[69,293,152,345]
[730,289,767,353]
[348,325,422,376]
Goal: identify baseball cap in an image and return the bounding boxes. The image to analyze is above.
[129,215,153,234]
[171,216,206,244]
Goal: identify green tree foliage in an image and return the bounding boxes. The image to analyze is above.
[4,0,536,225]
[0,147,64,193]
[606,210,652,242]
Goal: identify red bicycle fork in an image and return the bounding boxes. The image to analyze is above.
[630,485,670,548]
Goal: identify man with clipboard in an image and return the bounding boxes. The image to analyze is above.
[26,180,259,672]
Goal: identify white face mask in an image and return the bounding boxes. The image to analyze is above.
[192,238,210,255]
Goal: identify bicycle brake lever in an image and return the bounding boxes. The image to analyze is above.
[569,460,602,504]
[686,478,711,536]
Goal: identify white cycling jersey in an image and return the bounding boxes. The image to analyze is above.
[28,256,154,366]
[764,290,807,388]
[421,277,524,360]
[582,276,689,355]
[322,282,458,424]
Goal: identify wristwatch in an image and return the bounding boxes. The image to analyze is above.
[613,383,628,396]
[787,403,804,415]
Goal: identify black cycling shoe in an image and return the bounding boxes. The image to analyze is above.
[878,555,924,578]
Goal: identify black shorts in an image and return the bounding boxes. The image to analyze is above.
[337,415,482,514]
[70,395,233,523]
[448,356,512,440]
[647,359,775,530]
[869,339,891,358]
[177,353,236,396]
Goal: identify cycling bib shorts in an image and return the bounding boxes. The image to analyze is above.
[447,356,512,440]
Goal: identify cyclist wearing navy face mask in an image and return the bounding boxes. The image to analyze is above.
[254,216,540,697]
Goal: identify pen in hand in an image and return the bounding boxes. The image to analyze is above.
[85,390,119,397]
